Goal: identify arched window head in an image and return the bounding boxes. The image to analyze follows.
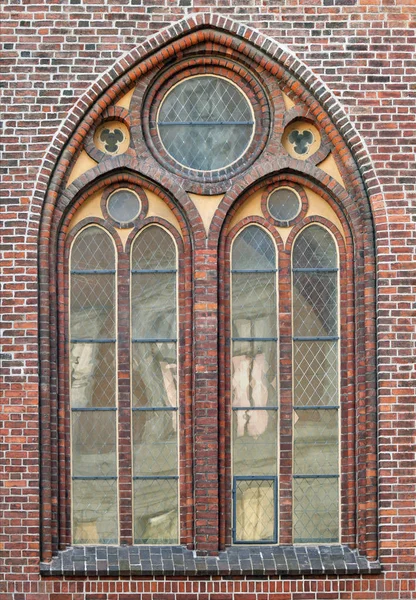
[292,225,339,544]
[231,225,279,543]
[66,185,184,548]
[131,225,179,544]
[70,225,118,544]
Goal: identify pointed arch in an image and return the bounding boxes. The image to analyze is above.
[38,14,378,563]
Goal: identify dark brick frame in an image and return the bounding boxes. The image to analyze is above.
[37,17,378,566]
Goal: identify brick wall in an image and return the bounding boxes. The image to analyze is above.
[1,1,415,598]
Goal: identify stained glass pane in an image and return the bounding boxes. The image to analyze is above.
[158,76,254,171]
[293,409,338,475]
[232,225,275,271]
[107,189,141,223]
[268,187,300,222]
[234,479,276,542]
[293,225,337,269]
[293,271,337,337]
[232,340,278,409]
[72,411,117,477]
[72,479,118,544]
[293,477,339,543]
[71,226,115,271]
[71,274,115,339]
[132,342,177,408]
[293,341,338,408]
[131,274,176,339]
[233,410,278,476]
[70,342,116,408]
[133,411,177,476]
[232,272,276,338]
[131,226,176,270]
[134,479,178,544]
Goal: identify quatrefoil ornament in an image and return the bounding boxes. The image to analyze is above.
[288,129,314,155]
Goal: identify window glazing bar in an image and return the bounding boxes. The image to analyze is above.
[131,269,177,274]
[132,406,178,411]
[72,476,118,480]
[158,121,254,126]
[132,338,177,343]
[293,474,339,479]
[132,475,179,480]
[232,337,278,342]
[232,406,279,411]
[293,405,339,410]
[231,268,278,274]
[292,268,339,273]
[293,336,339,342]
[70,269,116,275]
[70,338,116,343]
[71,407,117,412]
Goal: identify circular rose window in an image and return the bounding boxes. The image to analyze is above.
[156,75,255,172]
[267,187,301,223]
[107,189,141,224]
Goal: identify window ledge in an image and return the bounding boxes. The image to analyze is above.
[40,545,381,577]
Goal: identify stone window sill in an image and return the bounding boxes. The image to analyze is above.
[40,545,381,577]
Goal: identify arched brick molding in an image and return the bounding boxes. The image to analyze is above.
[37,14,379,563]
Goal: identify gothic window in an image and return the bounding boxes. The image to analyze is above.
[69,213,181,545]
[40,26,377,569]
[228,212,341,544]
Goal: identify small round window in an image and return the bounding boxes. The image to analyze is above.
[156,75,255,172]
[107,189,141,224]
[267,187,301,223]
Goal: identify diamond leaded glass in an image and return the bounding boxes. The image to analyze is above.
[234,479,276,542]
[157,76,254,171]
[231,225,278,543]
[131,225,179,543]
[268,187,301,222]
[70,226,118,545]
[292,223,340,544]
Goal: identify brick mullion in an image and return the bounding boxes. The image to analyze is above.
[117,249,133,545]
[278,250,293,544]
[59,235,70,548]
[340,237,356,548]
[193,245,219,554]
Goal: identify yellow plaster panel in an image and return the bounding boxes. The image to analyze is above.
[146,189,183,238]
[188,193,224,236]
[282,92,295,111]
[229,189,264,231]
[305,187,345,240]
[68,191,103,233]
[116,87,135,110]
[317,153,345,188]
[115,227,134,250]
[275,225,292,245]
[66,150,98,188]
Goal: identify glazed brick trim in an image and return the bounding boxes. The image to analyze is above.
[40,544,381,577]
